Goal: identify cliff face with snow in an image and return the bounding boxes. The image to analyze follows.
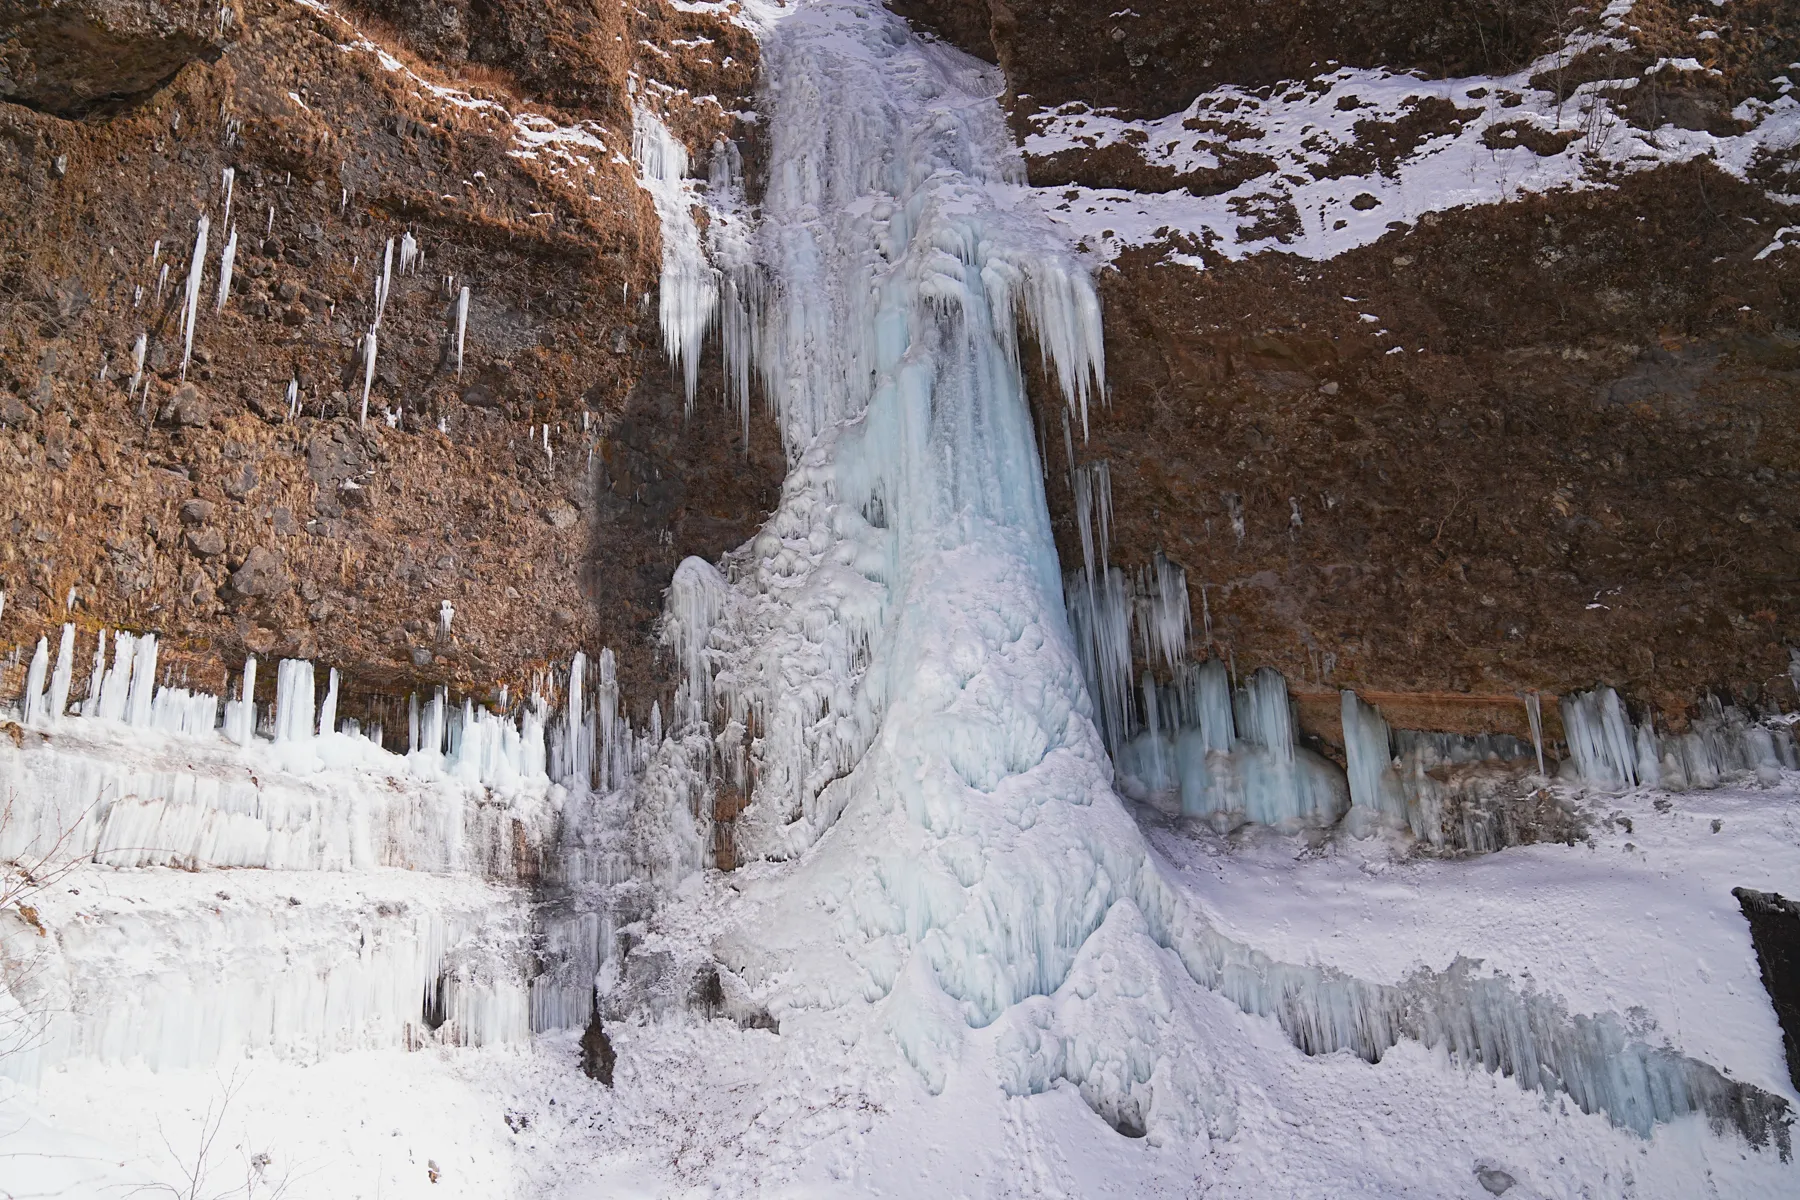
[4,2,1800,1197]
[900,0,1800,731]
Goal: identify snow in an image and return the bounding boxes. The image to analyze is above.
[1020,55,1800,267]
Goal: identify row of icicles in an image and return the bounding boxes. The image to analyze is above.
[116,168,472,429]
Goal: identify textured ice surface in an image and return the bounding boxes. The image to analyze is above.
[614,0,1792,1158]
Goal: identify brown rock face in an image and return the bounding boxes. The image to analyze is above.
[0,0,226,117]
[0,0,777,729]
[893,0,1558,120]
[1035,162,1800,730]
[893,0,1800,736]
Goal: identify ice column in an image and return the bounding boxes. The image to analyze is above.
[225,657,258,746]
[275,659,316,743]
[1342,689,1405,830]
[46,623,75,722]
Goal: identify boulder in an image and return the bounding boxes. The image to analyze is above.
[229,545,289,597]
[0,0,229,117]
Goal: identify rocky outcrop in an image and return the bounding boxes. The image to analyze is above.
[0,0,227,117]
[895,0,1560,119]
[0,0,777,730]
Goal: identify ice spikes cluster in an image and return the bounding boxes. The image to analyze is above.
[633,105,719,413]
[612,0,1795,1155]
[0,622,682,1084]
[1562,684,1800,793]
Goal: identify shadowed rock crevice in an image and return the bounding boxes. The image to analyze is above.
[0,0,228,118]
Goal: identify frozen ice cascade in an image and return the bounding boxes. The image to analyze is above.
[615,0,1791,1155]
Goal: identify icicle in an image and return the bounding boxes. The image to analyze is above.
[400,231,418,273]
[156,262,169,302]
[633,106,718,412]
[317,667,339,737]
[285,377,299,420]
[359,329,377,425]
[221,166,235,227]
[129,333,147,396]
[438,600,455,639]
[374,237,394,329]
[215,224,238,312]
[179,214,209,378]
[452,286,469,377]
[82,629,105,715]
[46,623,75,721]
[1523,691,1545,776]
[266,205,275,236]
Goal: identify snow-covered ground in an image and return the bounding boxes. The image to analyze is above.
[7,777,1797,1198]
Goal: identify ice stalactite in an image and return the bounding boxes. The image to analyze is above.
[400,230,418,273]
[611,0,1791,1154]
[633,105,719,412]
[452,286,469,377]
[374,236,394,328]
[215,224,237,312]
[178,214,209,379]
[359,329,377,425]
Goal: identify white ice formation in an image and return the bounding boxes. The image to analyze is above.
[0,625,671,1088]
[177,213,208,378]
[215,223,238,312]
[452,285,470,377]
[608,0,1790,1156]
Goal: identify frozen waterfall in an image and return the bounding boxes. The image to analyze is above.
[619,0,1792,1155]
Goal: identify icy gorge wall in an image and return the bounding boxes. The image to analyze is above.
[2,0,1800,1189]
[893,0,1800,757]
[0,0,780,727]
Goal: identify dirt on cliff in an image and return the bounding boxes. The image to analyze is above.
[1031,160,1800,737]
[0,0,779,730]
